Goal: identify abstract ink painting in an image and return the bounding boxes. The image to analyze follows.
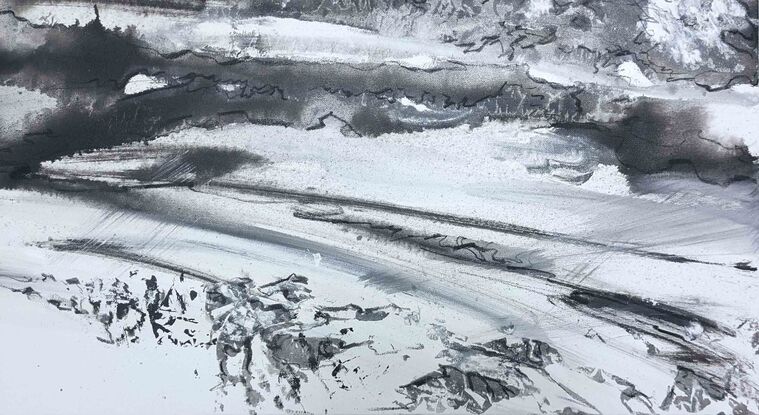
[1,0,758,413]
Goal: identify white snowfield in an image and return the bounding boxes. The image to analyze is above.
[1,2,758,414]
[2,119,759,414]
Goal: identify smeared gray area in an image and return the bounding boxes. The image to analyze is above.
[0,4,756,184]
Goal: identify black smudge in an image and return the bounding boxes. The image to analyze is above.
[561,288,734,338]
[124,147,265,184]
[554,100,757,186]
